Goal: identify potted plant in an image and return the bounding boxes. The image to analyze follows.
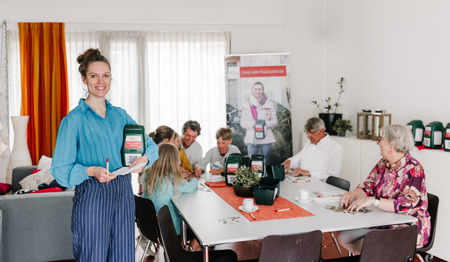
[233,165,260,197]
[332,119,353,137]
[311,77,345,135]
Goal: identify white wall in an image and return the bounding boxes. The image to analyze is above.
[325,2,450,259]
[0,0,325,159]
[325,0,450,129]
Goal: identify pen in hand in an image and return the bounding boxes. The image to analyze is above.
[106,158,109,185]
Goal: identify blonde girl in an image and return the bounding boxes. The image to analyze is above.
[141,143,198,235]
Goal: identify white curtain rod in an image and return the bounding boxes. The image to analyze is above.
[4,20,285,26]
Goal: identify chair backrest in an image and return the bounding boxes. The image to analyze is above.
[156,205,187,262]
[134,195,159,244]
[326,176,350,191]
[418,193,439,252]
[359,225,418,262]
[157,205,239,262]
[258,230,323,262]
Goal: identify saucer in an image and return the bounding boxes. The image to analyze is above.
[238,205,259,213]
[295,196,312,203]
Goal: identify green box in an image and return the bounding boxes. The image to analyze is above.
[271,164,286,181]
[121,125,146,166]
[224,153,242,186]
[444,123,450,152]
[254,177,280,206]
[407,120,424,146]
[250,154,265,178]
[424,121,444,149]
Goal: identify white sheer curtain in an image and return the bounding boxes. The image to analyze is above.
[7,29,230,154]
[65,32,100,110]
[145,32,230,150]
[0,21,10,182]
[64,31,230,151]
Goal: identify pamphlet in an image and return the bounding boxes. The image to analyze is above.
[112,163,146,176]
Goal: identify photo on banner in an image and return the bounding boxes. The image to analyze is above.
[225,53,292,165]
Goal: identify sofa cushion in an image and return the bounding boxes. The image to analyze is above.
[31,169,41,174]
[37,155,52,170]
[11,166,38,193]
[0,183,11,195]
[0,191,74,261]
[29,187,63,193]
[19,167,54,191]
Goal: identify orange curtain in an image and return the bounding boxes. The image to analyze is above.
[18,23,69,165]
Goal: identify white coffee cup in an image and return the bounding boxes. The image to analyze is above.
[205,172,213,182]
[299,189,309,200]
[243,198,254,211]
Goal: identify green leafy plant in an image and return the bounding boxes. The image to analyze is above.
[332,119,353,133]
[311,77,345,113]
[233,166,260,187]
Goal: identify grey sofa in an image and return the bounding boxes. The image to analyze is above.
[0,166,74,262]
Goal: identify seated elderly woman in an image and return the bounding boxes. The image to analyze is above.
[339,124,431,254]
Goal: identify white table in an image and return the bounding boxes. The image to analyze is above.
[172,177,417,261]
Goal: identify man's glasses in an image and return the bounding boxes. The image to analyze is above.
[305,129,319,136]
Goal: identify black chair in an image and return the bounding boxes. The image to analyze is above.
[324,225,418,262]
[134,195,160,262]
[258,230,323,262]
[326,176,350,191]
[416,193,439,262]
[324,176,351,257]
[156,205,238,262]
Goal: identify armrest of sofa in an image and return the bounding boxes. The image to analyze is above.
[11,166,37,193]
[0,191,74,261]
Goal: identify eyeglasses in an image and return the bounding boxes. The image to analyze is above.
[305,129,319,136]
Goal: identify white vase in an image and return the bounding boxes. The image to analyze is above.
[6,116,32,185]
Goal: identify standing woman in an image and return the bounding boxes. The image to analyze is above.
[50,48,159,261]
[240,81,278,164]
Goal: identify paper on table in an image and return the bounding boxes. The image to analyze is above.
[313,190,344,203]
[112,163,146,176]
[314,196,342,203]
[314,190,345,197]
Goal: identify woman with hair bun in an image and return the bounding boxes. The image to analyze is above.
[50,48,159,261]
[149,125,176,145]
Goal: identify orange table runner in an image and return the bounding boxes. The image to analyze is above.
[205,181,314,222]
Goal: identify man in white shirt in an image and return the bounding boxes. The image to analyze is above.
[282,117,343,181]
[181,120,203,168]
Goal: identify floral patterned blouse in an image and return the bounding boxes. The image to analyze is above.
[358,153,430,247]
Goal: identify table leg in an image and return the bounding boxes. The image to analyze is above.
[203,246,209,262]
[181,219,187,247]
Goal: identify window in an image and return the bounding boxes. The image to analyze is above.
[9,30,230,152]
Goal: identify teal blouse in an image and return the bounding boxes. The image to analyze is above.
[50,98,159,188]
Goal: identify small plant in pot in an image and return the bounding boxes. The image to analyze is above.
[233,166,260,197]
[311,77,345,135]
[332,118,353,137]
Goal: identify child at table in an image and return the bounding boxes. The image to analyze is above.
[171,132,194,174]
[194,127,241,178]
[141,143,199,245]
